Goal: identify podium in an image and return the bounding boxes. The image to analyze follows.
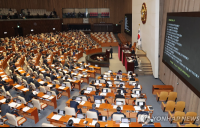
[125,54,134,73]
[122,50,131,66]
[118,44,130,61]
[105,49,110,59]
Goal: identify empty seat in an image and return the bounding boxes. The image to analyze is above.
[168,111,185,124]
[161,101,175,112]
[174,101,185,112]
[86,111,98,119]
[112,114,125,121]
[32,99,48,113]
[42,123,56,127]
[6,113,27,126]
[65,107,76,116]
[183,112,197,124]
[156,91,168,102]
[167,92,177,102]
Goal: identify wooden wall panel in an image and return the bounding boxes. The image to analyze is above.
[159,0,200,124]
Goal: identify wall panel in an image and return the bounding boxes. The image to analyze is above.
[159,0,200,124]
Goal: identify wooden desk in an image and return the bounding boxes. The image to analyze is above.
[122,50,131,66]
[152,85,174,95]
[97,76,139,82]
[0,124,10,127]
[37,92,57,109]
[17,104,39,124]
[47,112,161,127]
[85,48,102,55]
[125,57,135,73]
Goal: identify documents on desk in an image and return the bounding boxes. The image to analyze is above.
[48,96,54,100]
[80,101,85,105]
[41,70,46,73]
[91,120,97,126]
[47,84,53,87]
[21,88,29,91]
[23,107,30,112]
[39,81,45,84]
[84,91,91,94]
[51,115,62,120]
[100,93,107,96]
[69,117,81,124]
[0,98,6,103]
[15,85,21,88]
[134,106,146,111]
[96,104,100,108]
[131,94,139,98]
[42,95,50,99]
[58,86,65,90]
[33,91,38,95]
[8,102,18,108]
[120,123,129,127]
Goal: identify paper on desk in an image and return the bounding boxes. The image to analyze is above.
[47,84,53,87]
[0,98,6,103]
[2,77,8,81]
[21,88,29,91]
[0,72,4,74]
[80,101,85,105]
[94,83,98,85]
[63,70,68,73]
[23,107,30,112]
[8,102,18,108]
[100,93,107,96]
[16,104,22,108]
[39,81,45,84]
[91,120,97,125]
[120,123,129,127]
[33,91,38,95]
[96,104,100,108]
[109,84,112,87]
[15,85,21,88]
[84,91,91,94]
[41,71,46,73]
[134,106,141,111]
[51,64,55,67]
[69,117,81,124]
[18,70,23,72]
[99,84,102,86]
[51,115,62,120]
[48,96,54,100]
[78,74,83,77]
[131,94,138,98]
[42,95,50,99]
[1,75,7,77]
[58,86,65,90]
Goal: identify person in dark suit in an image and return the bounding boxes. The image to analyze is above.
[131,49,135,55]
[115,76,121,82]
[9,87,23,98]
[94,91,105,101]
[27,74,34,84]
[51,85,59,95]
[70,96,82,113]
[129,75,135,81]
[118,84,127,93]
[24,87,37,102]
[43,70,50,78]
[0,77,5,87]
[1,99,19,117]
[115,90,125,100]
[89,104,101,116]
[66,119,74,127]
[129,43,132,48]
[43,58,48,65]
[22,73,27,81]
[4,83,12,91]
[50,72,56,81]
[111,106,126,119]
[109,46,113,59]
[69,64,74,70]
[33,76,40,88]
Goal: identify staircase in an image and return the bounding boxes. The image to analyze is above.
[135,49,153,76]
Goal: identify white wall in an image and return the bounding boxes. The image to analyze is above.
[132,0,159,78]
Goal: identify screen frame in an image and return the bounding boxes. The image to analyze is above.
[124,13,132,36]
[162,12,200,98]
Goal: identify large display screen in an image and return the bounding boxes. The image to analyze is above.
[162,12,200,97]
[124,14,132,36]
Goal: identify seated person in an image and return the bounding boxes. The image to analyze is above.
[111,106,126,119]
[118,84,127,93]
[89,104,101,116]
[117,70,122,75]
[94,91,105,101]
[24,87,37,102]
[79,90,88,100]
[115,76,121,81]
[129,75,135,81]
[1,99,20,118]
[115,90,125,101]
[66,119,74,127]
[70,96,82,113]
[4,83,12,91]
[51,84,59,95]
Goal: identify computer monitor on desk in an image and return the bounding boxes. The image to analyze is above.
[116,101,123,106]
[76,97,82,101]
[95,99,101,104]
[87,87,93,91]
[121,118,131,123]
[58,109,65,116]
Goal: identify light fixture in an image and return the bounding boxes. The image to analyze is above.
[31,29,34,32]
[17,25,20,28]
[4,32,7,34]
[53,28,55,30]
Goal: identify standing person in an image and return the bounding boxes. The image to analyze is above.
[109,46,113,59]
